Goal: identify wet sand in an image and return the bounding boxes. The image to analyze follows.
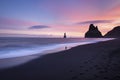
[0,39,120,80]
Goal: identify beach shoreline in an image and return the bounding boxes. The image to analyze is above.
[0,38,113,59]
[0,38,114,69]
[0,38,120,80]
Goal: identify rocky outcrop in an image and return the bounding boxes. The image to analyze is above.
[63,33,67,38]
[104,26,120,38]
[85,24,103,38]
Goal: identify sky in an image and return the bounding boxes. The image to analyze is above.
[0,0,120,37]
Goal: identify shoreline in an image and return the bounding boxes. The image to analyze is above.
[0,39,120,80]
[0,38,114,69]
[0,38,113,60]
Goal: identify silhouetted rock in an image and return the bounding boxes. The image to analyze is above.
[63,33,67,38]
[85,24,103,38]
[104,26,120,38]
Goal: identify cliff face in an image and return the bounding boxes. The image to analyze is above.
[104,26,120,38]
[85,24,102,38]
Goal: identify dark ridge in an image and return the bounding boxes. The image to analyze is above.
[104,26,120,38]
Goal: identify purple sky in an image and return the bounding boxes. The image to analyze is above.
[0,0,120,37]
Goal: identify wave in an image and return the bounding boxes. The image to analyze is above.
[0,38,114,59]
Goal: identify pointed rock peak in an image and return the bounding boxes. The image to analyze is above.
[90,24,94,27]
[89,24,96,31]
[95,26,98,29]
[95,26,99,30]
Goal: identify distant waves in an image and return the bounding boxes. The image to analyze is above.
[0,38,114,59]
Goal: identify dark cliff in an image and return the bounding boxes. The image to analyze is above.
[85,24,103,38]
[104,26,120,38]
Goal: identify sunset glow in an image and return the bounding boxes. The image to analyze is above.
[0,0,120,37]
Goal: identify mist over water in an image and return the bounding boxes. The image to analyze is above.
[0,37,113,59]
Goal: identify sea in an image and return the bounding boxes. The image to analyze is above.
[0,37,113,59]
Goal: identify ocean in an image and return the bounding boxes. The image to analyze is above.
[0,37,113,59]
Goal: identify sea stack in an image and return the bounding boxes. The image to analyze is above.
[85,24,103,38]
[63,33,67,38]
[104,26,120,38]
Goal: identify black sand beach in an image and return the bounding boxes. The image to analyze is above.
[0,39,120,80]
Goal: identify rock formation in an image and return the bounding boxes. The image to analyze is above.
[85,24,103,38]
[63,33,67,38]
[104,26,120,38]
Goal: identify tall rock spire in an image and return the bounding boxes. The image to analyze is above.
[89,24,96,31]
[85,24,103,38]
[63,33,67,38]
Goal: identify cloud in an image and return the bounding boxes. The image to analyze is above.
[77,20,113,25]
[29,25,50,29]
